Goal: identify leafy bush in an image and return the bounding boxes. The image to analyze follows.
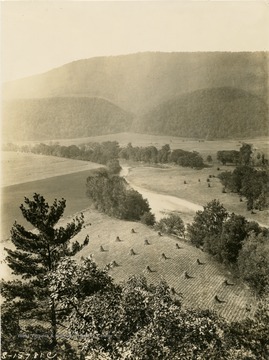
[238,232,269,296]
[140,211,156,226]
[155,214,185,237]
[187,200,228,248]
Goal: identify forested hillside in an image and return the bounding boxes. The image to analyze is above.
[134,87,268,139]
[2,97,133,141]
[3,52,268,140]
[4,52,268,112]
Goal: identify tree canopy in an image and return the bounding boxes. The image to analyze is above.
[187,199,228,248]
[218,166,269,211]
[187,199,269,296]
[238,232,269,296]
[1,193,89,354]
[86,169,153,221]
[47,257,269,359]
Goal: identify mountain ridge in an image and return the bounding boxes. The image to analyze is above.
[4,52,268,113]
[2,52,268,140]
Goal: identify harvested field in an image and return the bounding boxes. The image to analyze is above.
[1,170,96,239]
[1,151,102,187]
[1,206,256,323]
[64,209,256,323]
[1,138,265,324]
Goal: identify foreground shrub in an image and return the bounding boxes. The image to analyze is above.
[155,213,185,237]
[49,258,269,359]
[140,211,156,226]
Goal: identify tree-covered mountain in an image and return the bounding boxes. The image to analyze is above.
[4,52,268,113]
[2,97,133,141]
[134,87,268,139]
[2,52,268,140]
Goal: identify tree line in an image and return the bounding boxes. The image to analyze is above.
[86,168,155,225]
[1,194,268,359]
[216,143,269,211]
[119,143,205,168]
[187,199,269,296]
[217,143,268,167]
[217,143,251,166]
[218,166,269,211]
[147,200,268,297]
[3,141,206,169]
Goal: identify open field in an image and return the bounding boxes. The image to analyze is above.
[55,209,259,322]
[2,140,268,238]
[1,170,97,240]
[1,151,102,187]
[1,152,104,238]
[0,145,262,324]
[125,163,269,227]
[1,208,256,322]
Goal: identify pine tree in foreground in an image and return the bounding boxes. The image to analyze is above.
[1,193,89,354]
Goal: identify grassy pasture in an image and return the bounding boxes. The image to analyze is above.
[126,164,269,227]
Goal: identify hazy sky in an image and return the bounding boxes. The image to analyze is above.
[1,1,269,82]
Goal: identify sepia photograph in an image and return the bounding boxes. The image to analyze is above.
[1,1,269,358]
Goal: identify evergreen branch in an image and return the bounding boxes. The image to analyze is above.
[11,223,44,253]
[45,198,66,227]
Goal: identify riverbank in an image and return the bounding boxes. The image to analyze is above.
[121,163,269,227]
[121,165,202,224]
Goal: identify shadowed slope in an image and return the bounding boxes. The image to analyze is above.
[135,87,268,138]
[2,97,133,141]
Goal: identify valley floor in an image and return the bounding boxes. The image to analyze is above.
[124,162,269,227]
[1,204,256,323]
[1,147,267,324]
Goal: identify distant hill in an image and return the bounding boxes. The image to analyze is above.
[2,52,268,140]
[4,52,268,114]
[2,97,133,141]
[134,87,269,139]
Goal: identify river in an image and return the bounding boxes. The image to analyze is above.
[121,166,269,228]
[121,166,203,222]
